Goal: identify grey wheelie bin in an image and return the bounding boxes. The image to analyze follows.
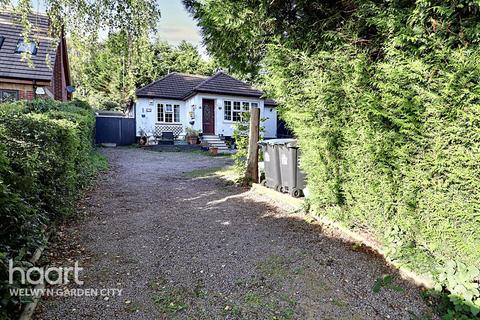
[258,140,282,191]
[277,139,306,198]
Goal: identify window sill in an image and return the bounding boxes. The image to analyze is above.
[223,120,243,124]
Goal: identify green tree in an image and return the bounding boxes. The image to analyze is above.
[70,35,215,110]
[70,32,156,109]
[183,0,269,79]
[2,0,161,108]
[185,1,480,317]
[151,39,216,77]
[6,0,160,38]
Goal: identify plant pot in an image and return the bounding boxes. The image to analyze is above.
[209,147,218,156]
[187,136,198,145]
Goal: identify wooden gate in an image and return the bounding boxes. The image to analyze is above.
[95,116,136,145]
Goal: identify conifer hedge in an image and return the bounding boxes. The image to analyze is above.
[0,100,105,318]
[265,39,480,318]
[184,0,480,315]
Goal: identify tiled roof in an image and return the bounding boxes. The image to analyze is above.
[137,72,276,106]
[0,10,57,81]
[136,72,208,99]
[264,98,278,106]
[193,72,264,97]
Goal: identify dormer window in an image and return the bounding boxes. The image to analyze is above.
[15,39,38,55]
[0,36,4,49]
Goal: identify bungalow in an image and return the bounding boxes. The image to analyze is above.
[135,72,277,147]
[0,10,71,102]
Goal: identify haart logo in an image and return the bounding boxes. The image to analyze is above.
[9,260,84,285]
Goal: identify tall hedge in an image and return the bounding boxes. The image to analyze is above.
[187,0,480,312]
[0,100,102,318]
[264,39,480,316]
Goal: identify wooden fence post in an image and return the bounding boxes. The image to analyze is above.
[246,107,260,184]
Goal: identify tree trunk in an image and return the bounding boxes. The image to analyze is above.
[245,107,260,184]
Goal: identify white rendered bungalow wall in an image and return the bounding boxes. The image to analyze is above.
[135,98,186,137]
[135,94,277,139]
[187,93,277,138]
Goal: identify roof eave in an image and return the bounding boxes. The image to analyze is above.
[0,75,53,83]
[193,89,263,98]
[181,91,197,100]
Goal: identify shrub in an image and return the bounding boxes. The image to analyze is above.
[0,99,102,318]
[184,0,480,316]
[100,100,122,111]
[265,43,480,317]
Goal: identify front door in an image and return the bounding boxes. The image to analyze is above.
[202,99,215,134]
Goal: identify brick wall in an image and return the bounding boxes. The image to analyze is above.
[0,82,35,101]
[52,41,68,101]
[0,35,70,102]
[18,89,34,100]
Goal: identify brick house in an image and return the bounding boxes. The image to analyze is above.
[0,10,71,102]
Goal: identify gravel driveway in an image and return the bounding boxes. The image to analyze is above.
[35,147,435,320]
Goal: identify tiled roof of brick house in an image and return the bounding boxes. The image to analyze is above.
[0,10,57,81]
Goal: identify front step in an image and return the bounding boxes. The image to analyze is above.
[201,135,229,151]
[202,135,222,140]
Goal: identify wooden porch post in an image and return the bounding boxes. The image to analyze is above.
[246,107,260,184]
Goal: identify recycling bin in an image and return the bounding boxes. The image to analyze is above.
[277,139,306,198]
[258,140,282,191]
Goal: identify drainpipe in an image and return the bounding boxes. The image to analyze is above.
[32,80,37,100]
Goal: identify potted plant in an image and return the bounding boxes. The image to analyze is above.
[138,128,148,146]
[209,146,219,155]
[185,127,199,145]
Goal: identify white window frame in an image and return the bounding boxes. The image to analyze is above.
[224,100,255,122]
[157,103,180,123]
[224,101,232,121]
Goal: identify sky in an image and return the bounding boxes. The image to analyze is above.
[157,1,203,48]
[156,0,208,57]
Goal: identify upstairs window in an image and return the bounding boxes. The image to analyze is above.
[0,36,4,50]
[15,39,38,55]
[157,103,180,123]
[0,89,19,103]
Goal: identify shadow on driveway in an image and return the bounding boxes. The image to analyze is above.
[35,147,436,320]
